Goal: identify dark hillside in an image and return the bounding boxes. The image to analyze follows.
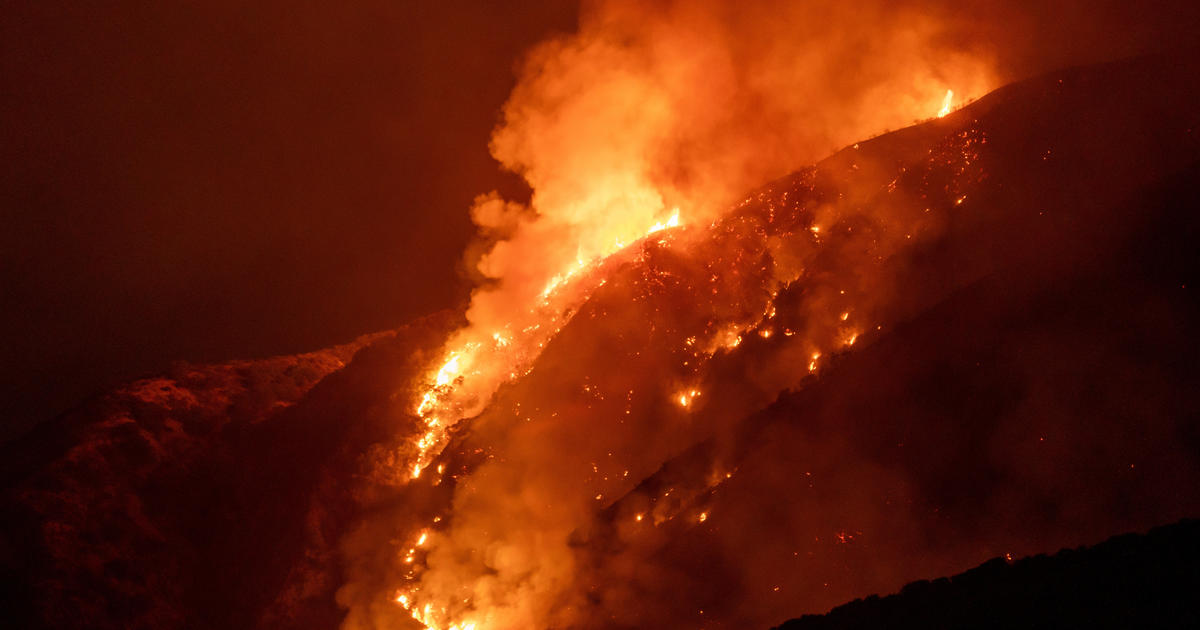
[774,519,1200,630]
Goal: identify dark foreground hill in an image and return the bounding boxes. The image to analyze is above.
[774,519,1200,630]
[2,52,1200,629]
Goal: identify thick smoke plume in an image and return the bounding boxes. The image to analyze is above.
[464,0,992,328]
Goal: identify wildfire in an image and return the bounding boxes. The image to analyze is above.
[396,591,479,630]
[404,211,689,479]
[347,3,1000,626]
[387,116,986,625]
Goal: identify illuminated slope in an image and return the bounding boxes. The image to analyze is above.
[368,53,1200,630]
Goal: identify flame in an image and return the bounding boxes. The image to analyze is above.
[937,89,954,118]
[406,208,687,480]
[395,584,481,630]
[435,354,462,387]
[647,208,681,234]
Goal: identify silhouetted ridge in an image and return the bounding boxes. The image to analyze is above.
[773,519,1200,630]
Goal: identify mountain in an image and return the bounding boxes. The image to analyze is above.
[3,52,1199,629]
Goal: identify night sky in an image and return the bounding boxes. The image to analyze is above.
[3,0,1198,442]
[1,1,576,440]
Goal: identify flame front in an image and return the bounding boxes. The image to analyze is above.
[406,206,687,482]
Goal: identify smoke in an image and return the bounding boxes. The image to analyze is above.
[336,2,1200,629]
[463,0,993,332]
[415,0,997,493]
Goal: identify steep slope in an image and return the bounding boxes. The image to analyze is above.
[571,159,1200,629]
[477,53,1200,629]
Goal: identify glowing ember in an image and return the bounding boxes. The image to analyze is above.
[677,389,702,407]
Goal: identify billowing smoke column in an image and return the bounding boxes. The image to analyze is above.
[338,1,1005,629]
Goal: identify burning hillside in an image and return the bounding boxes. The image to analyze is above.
[4,50,1198,630]
[337,52,1200,630]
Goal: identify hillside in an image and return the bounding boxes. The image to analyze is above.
[3,53,1199,629]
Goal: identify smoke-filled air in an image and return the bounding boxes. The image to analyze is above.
[8,0,1200,628]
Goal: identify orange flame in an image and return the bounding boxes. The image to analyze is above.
[408,208,686,479]
[937,89,954,118]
